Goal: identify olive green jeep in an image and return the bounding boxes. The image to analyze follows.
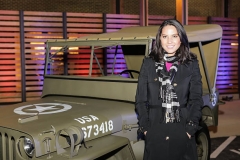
[0,24,222,160]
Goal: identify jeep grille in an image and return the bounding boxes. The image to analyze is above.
[0,132,16,160]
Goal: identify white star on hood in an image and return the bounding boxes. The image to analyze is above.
[27,105,59,113]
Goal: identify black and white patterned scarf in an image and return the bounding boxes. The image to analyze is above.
[155,55,181,123]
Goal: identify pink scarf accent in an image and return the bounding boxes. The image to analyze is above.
[166,62,172,71]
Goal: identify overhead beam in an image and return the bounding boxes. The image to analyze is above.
[140,0,148,26]
[176,0,188,25]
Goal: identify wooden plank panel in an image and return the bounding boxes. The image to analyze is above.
[26,87,43,91]
[107,24,139,28]
[23,12,64,101]
[26,81,44,85]
[68,70,102,74]
[67,33,90,37]
[148,15,174,19]
[148,15,175,26]
[0,44,21,48]
[216,85,238,89]
[107,14,139,19]
[0,82,21,86]
[0,10,19,14]
[0,71,21,75]
[0,27,20,31]
[0,38,20,42]
[188,16,208,25]
[25,65,44,69]
[0,16,19,21]
[67,18,103,23]
[216,80,238,84]
[107,19,139,24]
[25,28,63,32]
[67,12,102,18]
[217,75,238,80]
[211,17,239,95]
[0,21,20,26]
[0,76,21,81]
[217,71,238,75]
[0,54,20,58]
[24,33,63,37]
[0,87,21,92]
[24,22,62,27]
[24,11,62,16]
[67,23,103,28]
[188,16,208,21]
[0,66,18,69]
[211,17,238,22]
[0,93,21,97]
[67,28,103,33]
[0,60,21,64]
[68,64,102,68]
[220,49,238,53]
[24,17,62,22]
[0,98,22,103]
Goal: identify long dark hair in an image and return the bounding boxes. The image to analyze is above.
[149,19,196,63]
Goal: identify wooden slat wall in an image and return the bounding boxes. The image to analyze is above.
[148,15,175,26]
[106,14,141,76]
[0,10,239,103]
[66,13,104,77]
[188,16,238,94]
[0,10,22,103]
[188,16,208,24]
[24,11,64,101]
[211,17,238,94]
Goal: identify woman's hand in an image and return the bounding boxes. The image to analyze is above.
[144,131,147,135]
[186,132,191,139]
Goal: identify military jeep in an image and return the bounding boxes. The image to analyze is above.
[0,24,222,160]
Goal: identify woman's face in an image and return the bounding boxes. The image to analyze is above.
[160,25,181,56]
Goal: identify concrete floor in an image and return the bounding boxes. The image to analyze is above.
[209,99,240,138]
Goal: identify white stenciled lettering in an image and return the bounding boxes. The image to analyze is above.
[82,116,92,122]
[87,125,92,138]
[93,124,99,136]
[109,120,113,130]
[74,118,85,124]
[89,115,99,121]
[105,121,108,132]
[74,115,99,124]
[82,127,87,139]
[99,122,105,133]
[79,120,114,139]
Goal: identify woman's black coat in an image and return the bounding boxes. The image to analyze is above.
[135,57,203,160]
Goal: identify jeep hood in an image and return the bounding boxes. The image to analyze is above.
[0,96,137,142]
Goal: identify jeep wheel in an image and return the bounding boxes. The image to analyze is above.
[196,121,211,160]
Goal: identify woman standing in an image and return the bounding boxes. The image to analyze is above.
[135,19,203,160]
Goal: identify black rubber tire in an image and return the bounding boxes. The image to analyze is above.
[195,121,211,160]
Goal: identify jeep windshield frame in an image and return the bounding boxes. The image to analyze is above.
[45,39,152,76]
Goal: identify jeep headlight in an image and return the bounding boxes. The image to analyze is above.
[23,137,35,157]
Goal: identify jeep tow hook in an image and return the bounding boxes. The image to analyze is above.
[123,124,139,131]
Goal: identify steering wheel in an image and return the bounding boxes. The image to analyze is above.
[119,69,140,79]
